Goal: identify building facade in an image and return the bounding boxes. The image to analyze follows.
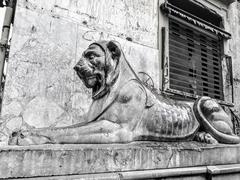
[1,0,240,179]
[1,0,240,138]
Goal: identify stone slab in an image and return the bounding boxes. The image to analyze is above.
[1,142,240,179]
[6,165,240,180]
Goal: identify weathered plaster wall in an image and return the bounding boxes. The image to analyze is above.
[0,0,159,143]
[228,2,240,111]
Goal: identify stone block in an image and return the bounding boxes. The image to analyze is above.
[22,96,65,128]
[5,117,23,131]
[1,101,23,117]
[1,142,240,179]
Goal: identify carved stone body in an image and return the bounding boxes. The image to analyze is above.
[8,41,240,145]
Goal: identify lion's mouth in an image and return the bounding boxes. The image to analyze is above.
[83,73,106,99]
[92,74,105,97]
[74,64,107,99]
[85,76,97,87]
[75,70,104,97]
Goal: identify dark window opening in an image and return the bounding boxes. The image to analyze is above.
[169,18,224,100]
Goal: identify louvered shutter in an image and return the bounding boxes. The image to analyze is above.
[168,17,224,100]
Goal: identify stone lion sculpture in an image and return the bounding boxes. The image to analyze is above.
[8,40,240,145]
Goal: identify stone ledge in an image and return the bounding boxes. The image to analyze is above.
[1,142,240,179]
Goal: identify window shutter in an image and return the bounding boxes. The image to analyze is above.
[168,17,224,100]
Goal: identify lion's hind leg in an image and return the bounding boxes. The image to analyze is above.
[194,132,218,144]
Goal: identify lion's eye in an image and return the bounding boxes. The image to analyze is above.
[89,54,95,60]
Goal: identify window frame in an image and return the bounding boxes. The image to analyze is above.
[160,0,234,107]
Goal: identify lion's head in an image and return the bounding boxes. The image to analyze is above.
[74,41,121,100]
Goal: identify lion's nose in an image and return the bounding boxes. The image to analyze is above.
[73,65,81,72]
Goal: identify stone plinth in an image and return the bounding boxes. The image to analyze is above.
[1,142,240,179]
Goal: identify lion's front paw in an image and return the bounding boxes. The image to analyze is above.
[8,130,52,146]
[8,130,33,146]
[8,130,21,145]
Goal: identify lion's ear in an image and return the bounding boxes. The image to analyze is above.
[107,41,121,60]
